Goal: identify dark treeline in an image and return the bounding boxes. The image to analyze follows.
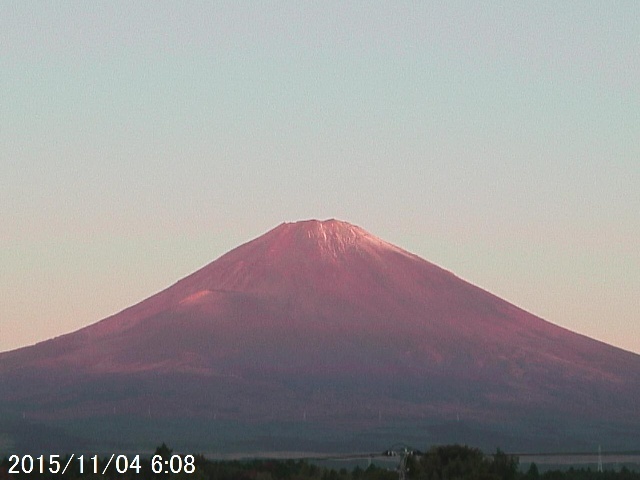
[1,444,639,480]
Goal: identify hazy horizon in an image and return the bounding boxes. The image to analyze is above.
[2,2,639,354]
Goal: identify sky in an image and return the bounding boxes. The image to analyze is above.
[1,1,638,354]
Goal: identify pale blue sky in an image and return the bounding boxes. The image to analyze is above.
[1,1,639,353]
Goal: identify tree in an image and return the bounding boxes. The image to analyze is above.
[420,444,494,480]
[525,463,540,480]
[491,449,518,480]
[153,443,173,480]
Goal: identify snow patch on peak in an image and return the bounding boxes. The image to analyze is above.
[278,219,416,261]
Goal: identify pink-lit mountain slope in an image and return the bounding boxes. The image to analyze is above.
[1,219,640,454]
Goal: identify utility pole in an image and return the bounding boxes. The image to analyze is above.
[398,449,409,480]
[384,443,420,480]
[598,445,603,473]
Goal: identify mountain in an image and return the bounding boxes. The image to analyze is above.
[1,219,640,454]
